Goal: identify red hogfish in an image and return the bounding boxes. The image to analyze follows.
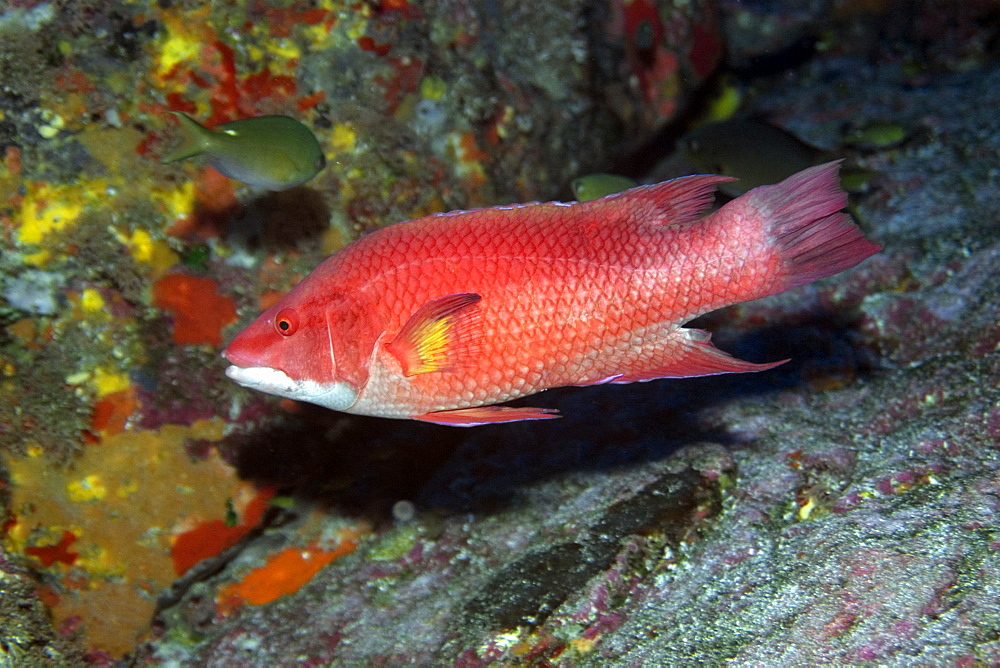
[223,161,880,426]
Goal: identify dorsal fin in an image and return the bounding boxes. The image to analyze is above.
[584,174,736,227]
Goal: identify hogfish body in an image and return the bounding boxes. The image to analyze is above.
[223,161,880,426]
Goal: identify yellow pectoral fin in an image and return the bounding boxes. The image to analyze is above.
[386,293,483,377]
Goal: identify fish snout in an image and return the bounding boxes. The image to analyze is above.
[221,342,257,369]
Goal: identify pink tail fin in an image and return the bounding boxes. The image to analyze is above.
[749,161,882,287]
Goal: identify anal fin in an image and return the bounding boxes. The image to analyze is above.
[613,328,787,383]
[415,405,561,426]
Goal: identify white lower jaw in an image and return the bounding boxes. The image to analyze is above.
[224,366,358,411]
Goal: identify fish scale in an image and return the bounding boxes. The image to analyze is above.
[223,162,881,426]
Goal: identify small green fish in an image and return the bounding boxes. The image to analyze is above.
[571,173,639,201]
[679,119,823,197]
[163,112,326,190]
[841,121,910,150]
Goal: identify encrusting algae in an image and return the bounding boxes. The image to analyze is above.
[4,421,247,656]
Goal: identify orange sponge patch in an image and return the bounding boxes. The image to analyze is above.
[152,273,238,346]
[217,530,360,614]
[25,530,79,567]
[171,486,274,575]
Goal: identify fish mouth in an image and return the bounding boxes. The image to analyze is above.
[223,364,360,411]
[224,365,299,394]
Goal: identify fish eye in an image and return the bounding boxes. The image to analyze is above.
[274,308,299,336]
